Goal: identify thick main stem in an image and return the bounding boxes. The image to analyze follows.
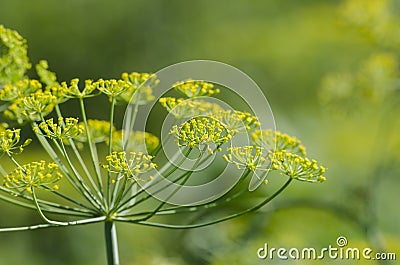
[104,221,120,265]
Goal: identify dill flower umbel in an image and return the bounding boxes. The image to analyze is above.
[102,151,156,181]
[223,146,269,171]
[3,160,62,194]
[251,129,306,156]
[119,72,158,104]
[33,117,84,140]
[269,150,326,183]
[0,79,42,101]
[60,79,98,99]
[172,80,220,98]
[94,79,132,99]
[213,110,260,134]
[4,90,57,123]
[0,128,31,154]
[170,117,232,148]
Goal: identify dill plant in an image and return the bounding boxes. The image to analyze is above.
[0,25,326,265]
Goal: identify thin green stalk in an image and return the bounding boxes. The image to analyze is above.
[118,146,218,213]
[121,189,247,218]
[123,101,139,150]
[137,147,206,221]
[51,190,99,213]
[116,147,220,213]
[155,146,192,176]
[32,188,68,226]
[0,185,96,215]
[34,127,98,207]
[116,148,193,213]
[79,98,104,198]
[59,141,104,210]
[0,216,106,232]
[117,170,192,213]
[109,101,140,209]
[110,176,127,212]
[136,170,192,222]
[117,178,293,229]
[0,190,93,217]
[6,153,23,169]
[120,169,251,218]
[104,221,120,265]
[56,104,104,205]
[107,97,116,208]
[48,136,101,209]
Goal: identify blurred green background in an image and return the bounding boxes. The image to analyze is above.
[0,0,399,264]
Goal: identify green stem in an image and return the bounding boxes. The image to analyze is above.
[32,188,68,226]
[104,221,120,265]
[55,105,104,205]
[0,190,93,217]
[120,170,251,218]
[0,216,106,232]
[117,177,293,229]
[51,190,99,213]
[137,147,206,221]
[110,177,127,212]
[124,102,139,148]
[33,126,97,208]
[116,148,193,213]
[0,185,96,215]
[6,153,23,169]
[107,97,116,208]
[79,98,104,199]
[59,141,104,210]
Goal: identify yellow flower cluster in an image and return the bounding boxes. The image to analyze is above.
[223,146,326,183]
[171,117,232,148]
[110,130,159,153]
[0,128,31,154]
[0,25,31,84]
[119,72,158,104]
[0,79,42,101]
[173,80,220,98]
[33,117,84,140]
[269,150,326,183]
[251,130,306,156]
[223,146,268,171]
[121,72,157,85]
[35,60,58,88]
[4,90,57,123]
[3,161,62,194]
[214,110,260,134]
[76,119,116,143]
[94,78,132,99]
[159,97,223,119]
[23,90,57,117]
[60,79,98,99]
[102,151,156,180]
